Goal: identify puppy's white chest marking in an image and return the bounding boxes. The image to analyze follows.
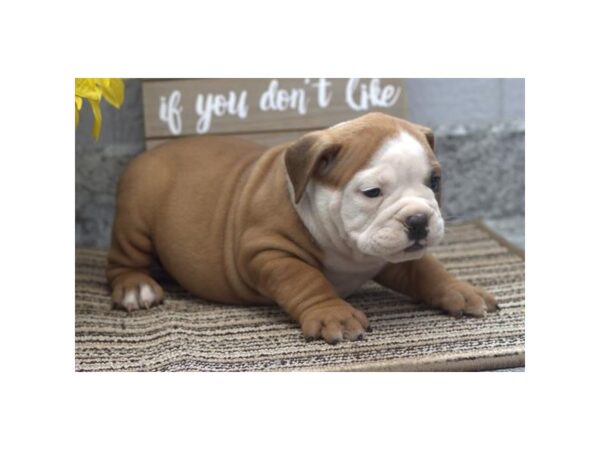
[322,252,386,298]
[324,269,380,298]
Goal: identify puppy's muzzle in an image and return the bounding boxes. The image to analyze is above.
[405,214,429,241]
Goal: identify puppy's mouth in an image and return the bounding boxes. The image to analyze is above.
[404,241,426,252]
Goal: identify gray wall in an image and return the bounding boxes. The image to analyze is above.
[76,78,524,248]
[405,78,524,127]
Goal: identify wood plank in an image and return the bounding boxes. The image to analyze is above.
[145,129,312,151]
[142,78,407,139]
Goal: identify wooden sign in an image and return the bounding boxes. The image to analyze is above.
[142,78,407,149]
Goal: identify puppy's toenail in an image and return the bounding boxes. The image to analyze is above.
[305,336,315,342]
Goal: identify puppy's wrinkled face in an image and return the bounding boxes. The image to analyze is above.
[286,113,444,264]
[338,131,443,262]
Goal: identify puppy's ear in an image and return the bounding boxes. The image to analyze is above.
[284,132,341,203]
[416,125,441,205]
[417,125,435,152]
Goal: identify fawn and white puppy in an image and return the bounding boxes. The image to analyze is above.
[107,113,497,344]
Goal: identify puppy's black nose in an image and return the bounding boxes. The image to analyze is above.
[405,214,429,240]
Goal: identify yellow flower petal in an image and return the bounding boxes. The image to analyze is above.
[75,78,125,138]
[89,98,102,140]
[97,78,124,109]
[75,78,102,101]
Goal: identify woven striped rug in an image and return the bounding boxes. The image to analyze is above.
[75,222,525,371]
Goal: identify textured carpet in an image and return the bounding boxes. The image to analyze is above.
[75,222,525,372]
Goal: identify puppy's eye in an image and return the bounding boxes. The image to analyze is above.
[428,173,441,192]
[362,187,382,198]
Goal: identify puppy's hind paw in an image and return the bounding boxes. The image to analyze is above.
[111,273,164,312]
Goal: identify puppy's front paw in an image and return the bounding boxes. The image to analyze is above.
[111,272,164,312]
[300,302,370,344]
[432,281,497,318]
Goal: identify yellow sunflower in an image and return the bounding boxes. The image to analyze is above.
[75,78,125,140]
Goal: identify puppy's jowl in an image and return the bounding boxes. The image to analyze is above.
[107,113,497,344]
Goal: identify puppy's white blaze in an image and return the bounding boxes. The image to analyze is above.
[366,131,430,182]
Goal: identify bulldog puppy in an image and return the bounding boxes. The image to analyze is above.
[107,112,497,344]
